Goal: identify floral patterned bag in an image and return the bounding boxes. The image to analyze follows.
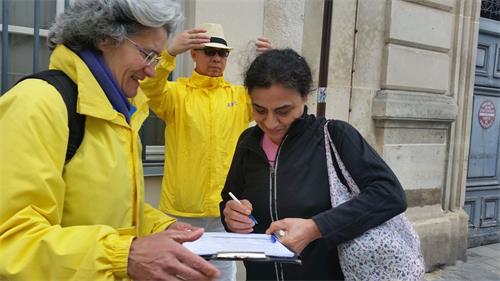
[324,122,425,281]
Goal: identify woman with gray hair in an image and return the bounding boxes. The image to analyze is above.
[0,0,218,280]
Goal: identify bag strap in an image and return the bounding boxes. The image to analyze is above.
[17,70,85,162]
[323,122,361,199]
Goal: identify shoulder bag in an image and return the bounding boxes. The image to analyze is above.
[324,122,425,281]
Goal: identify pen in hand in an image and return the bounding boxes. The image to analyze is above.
[228,192,258,225]
[271,229,286,243]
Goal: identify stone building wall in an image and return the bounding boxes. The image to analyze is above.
[145,0,481,270]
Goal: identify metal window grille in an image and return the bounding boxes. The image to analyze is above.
[1,0,63,93]
[481,0,500,21]
[1,0,167,171]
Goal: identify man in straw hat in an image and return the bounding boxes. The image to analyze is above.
[141,23,272,280]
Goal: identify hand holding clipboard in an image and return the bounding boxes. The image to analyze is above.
[183,232,300,263]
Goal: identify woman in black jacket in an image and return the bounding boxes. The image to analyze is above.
[220,49,407,280]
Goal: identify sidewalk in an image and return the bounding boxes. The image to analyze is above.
[236,243,500,280]
[425,243,500,281]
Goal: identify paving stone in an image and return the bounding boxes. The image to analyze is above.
[485,243,500,251]
[482,257,500,270]
[468,245,499,258]
[424,243,500,281]
[479,261,500,276]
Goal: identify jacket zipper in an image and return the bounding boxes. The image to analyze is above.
[269,135,287,281]
[269,135,287,222]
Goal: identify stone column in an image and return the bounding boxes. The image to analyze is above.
[368,0,481,270]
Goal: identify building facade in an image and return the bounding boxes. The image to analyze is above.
[2,0,498,272]
[172,0,487,270]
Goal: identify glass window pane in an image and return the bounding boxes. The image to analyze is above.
[481,0,500,21]
[1,33,51,90]
[0,0,57,29]
[141,111,165,146]
[1,0,165,166]
[141,111,165,163]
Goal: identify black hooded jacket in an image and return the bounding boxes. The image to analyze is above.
[220,112,407,280]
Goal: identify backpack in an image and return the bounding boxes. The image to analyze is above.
[16,70,85,162]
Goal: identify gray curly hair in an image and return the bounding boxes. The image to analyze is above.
[48,0,182,51]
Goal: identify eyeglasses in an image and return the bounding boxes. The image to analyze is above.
[197,48,230,58]
[125,37,161,68]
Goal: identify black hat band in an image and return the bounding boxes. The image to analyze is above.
[210,37,228,46]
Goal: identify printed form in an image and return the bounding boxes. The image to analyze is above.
[183,232,296,259]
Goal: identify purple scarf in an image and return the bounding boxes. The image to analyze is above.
[77,49,136,123]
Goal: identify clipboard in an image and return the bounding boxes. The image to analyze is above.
[183,232,301,264]
[205,251,300,264]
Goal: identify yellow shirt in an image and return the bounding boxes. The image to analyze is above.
[141,51,252,217]
[0,45,175,280]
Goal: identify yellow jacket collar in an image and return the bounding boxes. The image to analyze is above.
[49,45,149,126]
[188,71,229,90]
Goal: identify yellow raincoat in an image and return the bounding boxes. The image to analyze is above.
[0,45,175,280]
[141,52,252,217]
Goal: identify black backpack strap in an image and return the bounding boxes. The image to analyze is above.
[17,70,85,162]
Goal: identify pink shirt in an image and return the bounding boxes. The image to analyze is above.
[261,134,279,168]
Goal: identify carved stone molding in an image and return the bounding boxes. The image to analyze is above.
[372,90,458,127]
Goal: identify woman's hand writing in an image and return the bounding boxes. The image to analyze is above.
[223,199,255,233]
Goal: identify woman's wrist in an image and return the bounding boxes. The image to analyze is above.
[306,219,322,241]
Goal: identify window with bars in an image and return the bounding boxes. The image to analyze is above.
[0,0,173,174]
[1,0,60,89]
[481,0,500,21]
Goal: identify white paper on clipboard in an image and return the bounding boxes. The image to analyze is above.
[183,232,295,258]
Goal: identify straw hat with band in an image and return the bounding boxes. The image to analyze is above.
[199,23,233,50]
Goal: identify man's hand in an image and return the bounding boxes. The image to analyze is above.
[127,229,220,281]
[167,221,200,231]
[167,28,210,56]
[164,221,204,243]
[255,37,273,53]
[265,218,321,254]
[223,199,255,233]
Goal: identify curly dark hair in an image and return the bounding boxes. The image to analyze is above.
[244,49,313,98]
